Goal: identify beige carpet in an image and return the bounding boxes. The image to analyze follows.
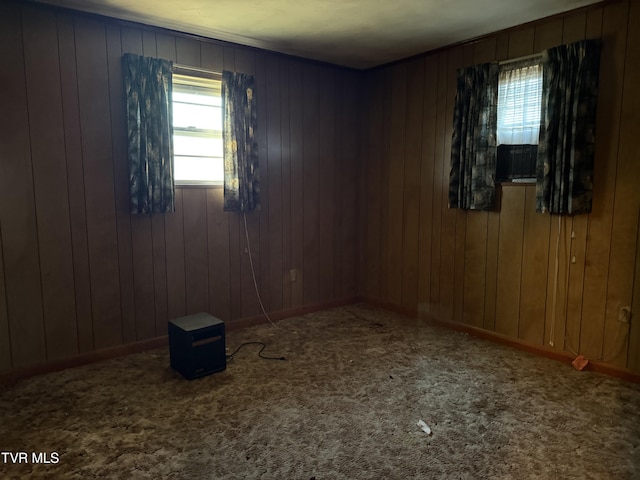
[1,304,639,479]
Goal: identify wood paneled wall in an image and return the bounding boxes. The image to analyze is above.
[0,2,361,372]
[362,0,640,374]
[2,0,639,377]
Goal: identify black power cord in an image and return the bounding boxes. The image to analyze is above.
[226,342,286,362]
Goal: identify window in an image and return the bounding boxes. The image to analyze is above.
[172,72,223,185]
[496,58,542,182]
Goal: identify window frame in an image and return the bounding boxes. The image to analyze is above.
[172,67,224,187]
[496,56,543,184]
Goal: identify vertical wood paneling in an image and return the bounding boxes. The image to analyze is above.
[473,36,497,64]
[140,29,164,336]
[401,59,424,312]
[1,2,366,375]
[256,53,271,314]
[387,64,407,306]
[3,0,640,378]
[484,209,500,332]
[454,42,476,326]
[142,30,156,56]
[235,48,262,319]
[564,217,585,353]
[451,47,467,324]
[110,26,138,344]
[289,61,304,308]
[365,71,383,300]
[340,71,359,298]
[22,8,78,360]
[279,60,292,311]
[176,36,210,318]
[75,17,123,349]
[176,37,200,65]
[507,28,535,58]
[318,68,336,302]
[131,212,156,338]
[266,56,284,311]
[199,29,227,319]
[359,0,639,376]
[156,33,176,60]
[151,33,174,332]
[555,11,592,353]
[0,226,9,370]
[604,0,639,368]
[378,68,392,302]
[0,4,47,368]
[461,39,495,329]
[165,186,186,320]
[630,218,640,372]
[580,2,627,359]
[562,12,587,43]
[57,12,94,354]
[494,186,526,337]
[333,72,346,299]
[201,41,223,70]
[453,44,475,326]
[438,48,462,322]
[623,1,640,372]
[417,55,438,316]
[183,189,209,314]
[120,26,157,341]
[533,18,564,52]
[519,187,550,344]
[151,212,168,336]
[508,21,556,346]
[356,79,367,299]
[206,188,231,321]
[333,70,345,299]
[430,52,448,315]
[463,210,488,328]
[483,34,509,333]
[156,34,181,327]
[302,64,320,305]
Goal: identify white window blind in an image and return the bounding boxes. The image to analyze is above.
[497,60,543,145]
[172,73,223,185]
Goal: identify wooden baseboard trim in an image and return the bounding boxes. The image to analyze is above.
[226,297,359,331]
[0,297,359,385]
[10,297,635,385]
[0,336,169,387]
[360,297,640,384]
[357,297,417,318]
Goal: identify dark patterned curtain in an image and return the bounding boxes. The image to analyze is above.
[122,53,174,214]
[449,62,499,210]
[222,71,259,212]
[536,39,602,215]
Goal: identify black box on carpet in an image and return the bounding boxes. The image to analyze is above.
[168,313,226,379]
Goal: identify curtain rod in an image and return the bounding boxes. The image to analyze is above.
[498,52,543,65]
[172,63,221,76]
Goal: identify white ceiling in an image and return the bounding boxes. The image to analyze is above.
[33,0,600,69]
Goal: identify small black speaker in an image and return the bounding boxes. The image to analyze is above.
[168,313,226,379]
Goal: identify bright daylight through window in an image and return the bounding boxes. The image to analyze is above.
[173,73,223,185]
[497,60,542,146]
[495,59,542,182]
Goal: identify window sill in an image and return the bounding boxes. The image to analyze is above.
[498,178,536,186]
[175,181,223,189]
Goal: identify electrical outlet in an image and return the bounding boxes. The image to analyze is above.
[289,269,297,282]
[619,306,631,324]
